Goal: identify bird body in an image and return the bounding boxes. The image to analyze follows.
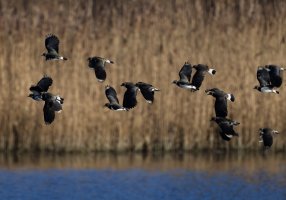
[173,62,215,91]
[42,34,67,61]
[42,92,64,124]
[211,117,239,141]
[205,88,235,118]
[121,82,139,109]
[135,82,160,104]
[88,56,114,82]
[104,85,128,111]
[254,65,283,93]
[259,128,279,148]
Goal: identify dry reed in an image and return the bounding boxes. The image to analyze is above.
[0,0,286,152]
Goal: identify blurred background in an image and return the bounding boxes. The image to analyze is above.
[1,0,286,152]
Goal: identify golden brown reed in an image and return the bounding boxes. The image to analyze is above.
[0,0,286,152]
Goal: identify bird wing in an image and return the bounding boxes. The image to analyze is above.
[45,34,60,53]
[268,65,283,87]
[191,70,206,89]
[179,63,192,82]
[123,88,138,109]
[94,66,106,82]
[140,87,154,103]
[43,101,55,125]
[257,67,271,87]
[36,76,53,92]
[214,97,228,118]
[105,86,119,104]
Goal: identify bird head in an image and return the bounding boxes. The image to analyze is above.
[103,103,110,108]
[172,80,178,84]
[205,89,213,95]
[253,86,259,90]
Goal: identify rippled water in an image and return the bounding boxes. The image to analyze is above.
[0,152,285,200]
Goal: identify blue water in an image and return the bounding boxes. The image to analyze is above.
[0,169,285,200]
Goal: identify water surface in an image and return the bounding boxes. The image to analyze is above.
[0,152,285,200]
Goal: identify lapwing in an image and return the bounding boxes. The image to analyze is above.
[87,56,114,82]
[28,75,53,101]
[205,88,235,118]
[41,92,64,125]
[191,64,216,91]
[42,34,67,61]
[104,85,128,111]
[259,128,279,148]
[135,82,160,104]
[211,117,240,141]
[173,62,196,90]
[121,82,140,109]
[254,66,279,94]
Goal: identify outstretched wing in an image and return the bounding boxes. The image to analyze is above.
[94,66,106,82]
[257,67,271,87]
[179,63,192,82]
[267,65,283,87]
[105,86,119,104]
[45,34,59,53]
[214,97,228,118]
[37,76,53,92]
[191,70,206,89]
[123,88,138,109]
[43,101,55,125]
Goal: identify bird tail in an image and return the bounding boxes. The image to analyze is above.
[208,68,216,75]
[226,94,235,102]
[106,59,114,64]
[273,90,279,94]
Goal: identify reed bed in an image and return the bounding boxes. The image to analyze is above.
[0,0,286,152]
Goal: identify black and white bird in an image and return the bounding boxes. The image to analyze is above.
[135,82,160,104]
[211,117,240,141]
[259,128,279,148]
[205,88,235,118]
[28,75,53,101]
[173,62,196,91]
[87,56,114,82]
[191,64,216,91]
[121,82,140,109]
[254,66,279,94]
[104,85,128,111]
[42,34,67,61]
[41,92,64,125]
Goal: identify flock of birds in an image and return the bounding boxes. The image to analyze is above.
[28,34,283,150]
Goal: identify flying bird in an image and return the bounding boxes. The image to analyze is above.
[42,34,67,61]
[211,117,239,141]
[259,128,279,148]
[254,66,279,94]
[205,88,235,118]
[173,62,196,90]
[191,64,216,91]
[104,85,128,111]
[41,92,64,125]
[28,75,53,101]
[173,62,216,91]
[121,82,140,109]
[87,56,114,82]
[135,82,160,104]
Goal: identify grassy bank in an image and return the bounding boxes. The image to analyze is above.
[0,0,286,152]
